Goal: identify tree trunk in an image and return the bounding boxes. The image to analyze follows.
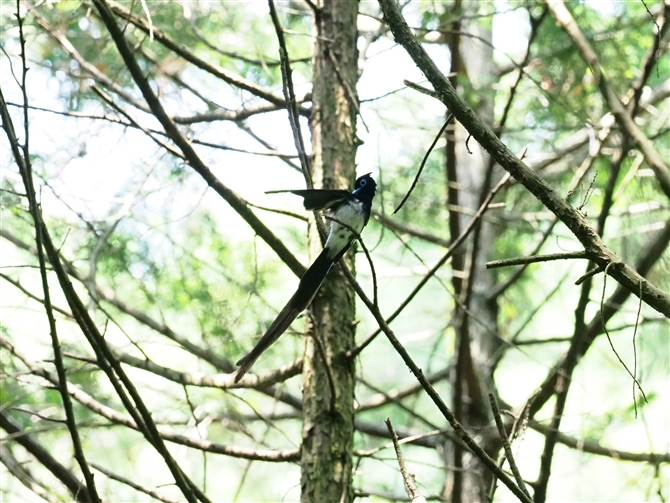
[444,7,502,502]
[300,1,360,502]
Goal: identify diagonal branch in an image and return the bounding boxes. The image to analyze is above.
[350,174,510,357]
[545,0,670,201]
[0,443,63,503]
[90,463,180,503]
[0,411,91,503]
[340,176,532,502]
[28,6,150,113]
[529,419,670,464]
[527,216,670,419]
[88,0,306,278]
[0,65,100,503]
[378,0,670,318]
[0,337,301,463]
[628,1,670,116]
[103,0,307,113]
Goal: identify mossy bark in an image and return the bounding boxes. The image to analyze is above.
[300,1,360,502]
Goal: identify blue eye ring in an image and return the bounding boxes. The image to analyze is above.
[359,179,367,187]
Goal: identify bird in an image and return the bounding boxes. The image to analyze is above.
[234,173,377,382]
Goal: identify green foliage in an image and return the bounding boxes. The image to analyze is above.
[2,1,669,502]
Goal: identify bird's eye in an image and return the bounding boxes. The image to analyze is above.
[359,179,367,187]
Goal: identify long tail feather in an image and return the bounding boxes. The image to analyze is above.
[234,248,334,382]
[235,303,300,382]
[289,247,334,309]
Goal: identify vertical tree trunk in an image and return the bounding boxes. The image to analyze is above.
[300,1,359,502]
[443,7,501,502]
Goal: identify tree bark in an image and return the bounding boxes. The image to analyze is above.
[443,7,501,501]
[300,1,360,502]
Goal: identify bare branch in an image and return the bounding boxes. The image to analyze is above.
[0,42,101,501]
[385,417,427,503]
[486,251,588,269]
[116,351,303,389]
[546,0,670,201]
[268,0,314,188]
[1,337,301,463]
[529,419,670,463]
[28,6,150,113]
[0,443,63,503]
[378,0,670,317]
[90,463,181,503]
[0,411,92,503]
[90,0,306,279]
[393,114,453,214]
[350,174,510,357]
[488,394,530,499]
[103,0,304,112]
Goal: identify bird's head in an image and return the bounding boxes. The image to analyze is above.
[352,173,376,204]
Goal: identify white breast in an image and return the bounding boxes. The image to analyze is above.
[324,200,366,260]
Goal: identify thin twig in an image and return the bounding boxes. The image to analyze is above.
[116,351,302,390]
[574,266,602,285]
[600,262,648,407]
[493,7,548,134]
[394,114,454,214]
[350,173,510,358]
[486,251,588,269]
[379,0,670,317]
[361,379,441,431]
[384,417,427,503]
[268,0,312,186]
[632,280,643,418]
[356,367,450,413]
[92,86,184,159]
[403,79,439,98]
[91,463,179,503]
[372,210,451,247]
[247,203,309,222]
[2,6,100,499]
[0,273,73,318]
[356,428,444,457]
[326,49,368,133]
[629,1,669,114]
[527,417,670,463]
[268,0,332,251]
[488,394,531,498]
[324,215,378,307]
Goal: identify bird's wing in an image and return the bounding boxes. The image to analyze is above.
[266,189,350,211]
